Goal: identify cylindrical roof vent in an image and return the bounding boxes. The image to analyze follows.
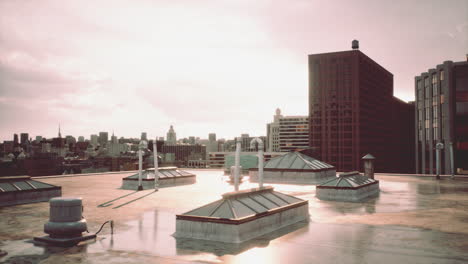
[352,40,359,50]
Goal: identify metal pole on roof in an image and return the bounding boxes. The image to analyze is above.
[435,142,444,180]
[259,142,264,188]
[250,137,264,188]
[137,140,145,191]
[234,138,241,191]
[153,138,159,191]
[138,148,143,190]
[449,142,455,179]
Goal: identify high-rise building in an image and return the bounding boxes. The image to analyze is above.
[3,141,14,153]
[90,134,99,146]
[98,132,108,146]
[65,135,76,145]
[35,136,43,143]
[240,134,251,151]
[278,116,309,152]
[266,108,283,152]
[108,132,126,157]
[415,59,468,175]
[78,136,85,142]
[308,40,414,173]
[141,132,147,141]
[20,133,29,145]
[209,133,216,141]
[166,125,177,145]
[160,144,206,166]
[13,134,18,146]
[206,133,218,153]
[217,138,226,152]
[111,132,118,144]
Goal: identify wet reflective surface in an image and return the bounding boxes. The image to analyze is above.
[1,171,468,263]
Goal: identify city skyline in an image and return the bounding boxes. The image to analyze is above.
[1,0,467,140]
[0,126,260,143]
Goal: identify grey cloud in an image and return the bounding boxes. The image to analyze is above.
[0,61,87,99]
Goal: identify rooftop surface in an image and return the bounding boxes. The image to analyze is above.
[1,170,468,263]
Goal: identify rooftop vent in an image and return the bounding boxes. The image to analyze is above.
[34,197,113,246]
[352,40,359,50]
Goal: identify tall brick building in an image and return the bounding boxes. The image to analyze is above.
[308,41,414,173]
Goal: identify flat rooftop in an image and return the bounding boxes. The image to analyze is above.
[1,170,468,263]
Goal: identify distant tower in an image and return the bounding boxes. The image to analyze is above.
[90,134,99,146]
[166,125,177,145]
[267,108,283,152]
[98,132,109,146]
[209,133,216,141]
[13,134,19,146]
[20,133,29,144]
[111,131,118,144]
[207,133,218,152]
[274,108,283,122]
[352,40,359,50]
[141,132,147,141]
[58,124,62,138]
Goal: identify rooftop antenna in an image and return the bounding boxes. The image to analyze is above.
[58,123,62,138]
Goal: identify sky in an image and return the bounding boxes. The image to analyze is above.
[0,0,467,141]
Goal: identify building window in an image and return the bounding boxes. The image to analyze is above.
[432,74,438,95]
[440,70,444,81]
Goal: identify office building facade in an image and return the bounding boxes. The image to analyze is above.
[98,132,108,147]
[278,116,309,152]
[415,59,468,174]
[266,108,283,152]
[308,41,414,172]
